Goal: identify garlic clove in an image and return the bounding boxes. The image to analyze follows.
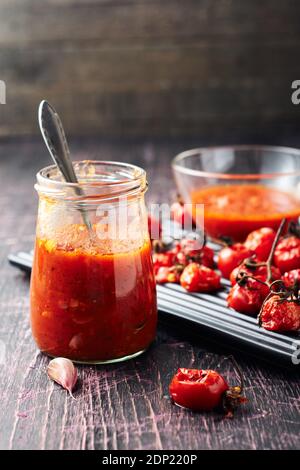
[47,357,78,398]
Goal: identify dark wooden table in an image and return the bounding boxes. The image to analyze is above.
[0,137,299,450]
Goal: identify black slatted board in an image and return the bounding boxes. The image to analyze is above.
[8,250,300,365]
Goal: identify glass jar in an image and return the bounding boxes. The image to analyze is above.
[172,145,300,241]
[30,161,157,364]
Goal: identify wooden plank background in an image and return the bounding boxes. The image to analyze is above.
[0,0,300,137]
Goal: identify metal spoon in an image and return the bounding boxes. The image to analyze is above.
[38,100,93,233]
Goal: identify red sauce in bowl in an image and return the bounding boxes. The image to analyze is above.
[30,225,157,362]
[191,184,300,241]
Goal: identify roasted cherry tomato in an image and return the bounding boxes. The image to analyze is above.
[169,359,247,417]
[179,239,214,268]
[200,246,215,268]
[227,277,269,315]
[155,266,181,284]
[152,252,175,274]
[259,295,300,331]
[217,243,253,279]
[244,227,276,261]
[175,250,189,267]
[170,241,182,255]
[180,263,221,293]
[170,201,194,229]
[229,258,281,286]
[274,236,300,273]
[169,368,229,411]
[282,269,300,289]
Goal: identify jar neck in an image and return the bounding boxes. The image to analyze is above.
[35,160,147,204]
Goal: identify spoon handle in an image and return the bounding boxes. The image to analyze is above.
[38,100,93,232]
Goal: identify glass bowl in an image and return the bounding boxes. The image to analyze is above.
[172,145,300,241]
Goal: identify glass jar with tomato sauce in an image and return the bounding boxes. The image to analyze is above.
[30,161,157,363]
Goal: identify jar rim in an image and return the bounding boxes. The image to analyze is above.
[35,160,147,202]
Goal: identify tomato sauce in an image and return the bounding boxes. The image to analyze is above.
[191,184,300,241]
[30,225,157,362]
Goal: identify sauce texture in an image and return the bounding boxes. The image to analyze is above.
[30,225,157,362]
[191,184,300,241]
